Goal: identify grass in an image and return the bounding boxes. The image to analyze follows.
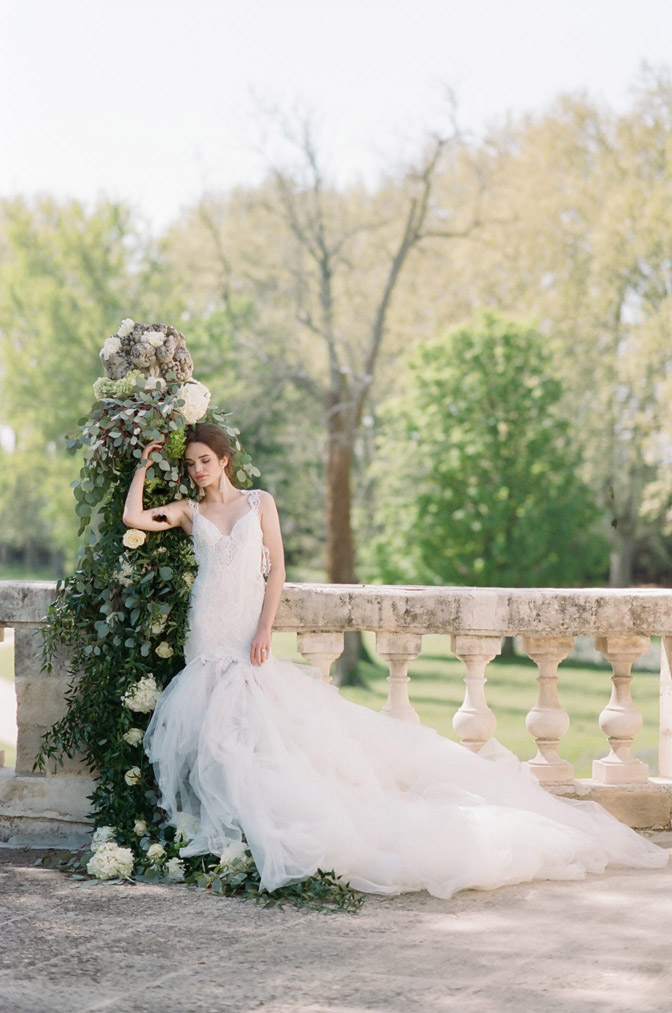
[0,564,57,582]
[0,633,660,780]
[274,631,661,779]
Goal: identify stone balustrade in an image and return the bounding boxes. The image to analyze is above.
[1,580,672,845]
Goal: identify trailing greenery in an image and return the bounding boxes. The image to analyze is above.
[36,363,363,910]
[40,844,364,913]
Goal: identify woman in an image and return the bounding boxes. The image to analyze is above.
[123,423,668,899]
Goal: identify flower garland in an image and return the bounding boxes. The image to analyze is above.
[37,320,363,912]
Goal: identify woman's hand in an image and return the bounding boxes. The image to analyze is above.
[250,625,272,666]
[140,440,164,462]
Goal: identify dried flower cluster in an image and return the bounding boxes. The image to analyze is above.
[100,318,194,382]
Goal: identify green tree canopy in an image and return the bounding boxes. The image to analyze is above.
[365,313,607,587]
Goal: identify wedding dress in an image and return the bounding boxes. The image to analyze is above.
[144,489,668,898]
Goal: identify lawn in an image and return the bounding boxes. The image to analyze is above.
[276,631,661,779]
[0,632,660,779]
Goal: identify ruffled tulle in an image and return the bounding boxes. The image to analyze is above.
[144,649,668,899]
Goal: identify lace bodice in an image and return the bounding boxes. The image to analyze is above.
[184,489,270,665]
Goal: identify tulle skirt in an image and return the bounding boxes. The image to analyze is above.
[144,650,668,898]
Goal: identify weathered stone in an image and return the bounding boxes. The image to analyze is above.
[3,580,672,842]
[552,780,672,829]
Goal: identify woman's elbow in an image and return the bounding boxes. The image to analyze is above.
[122,508,136,527]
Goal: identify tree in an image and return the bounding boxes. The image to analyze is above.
[398,67,672,585]
[162,108,491,679]
[364,313,607,588]
[0,197,162,570]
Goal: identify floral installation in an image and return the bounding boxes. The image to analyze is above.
[37,319,363,912]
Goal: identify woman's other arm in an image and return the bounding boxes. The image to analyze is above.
[250,492,287,665]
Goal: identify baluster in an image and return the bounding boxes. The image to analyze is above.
[376,632,422,723]
[593,635,650,784]
[521,636,574,784]
[297,632,344,684]
[451,635,501,752]
[660,636,672,780]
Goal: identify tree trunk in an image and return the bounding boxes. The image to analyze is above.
[609,524,635,587]
[501,636,516,658]
[325,409,365,686]
[325,418,355,584]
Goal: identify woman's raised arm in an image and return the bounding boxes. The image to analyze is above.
[122,441,190,533]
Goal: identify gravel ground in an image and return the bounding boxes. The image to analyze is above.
[1,837,672,1013]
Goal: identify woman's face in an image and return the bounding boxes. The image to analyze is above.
[184,442,227,489]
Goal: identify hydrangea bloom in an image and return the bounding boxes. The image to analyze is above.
[90,825,117,852]
[87,842,134,880]
[122,675,162,714]
[176,380,211,424]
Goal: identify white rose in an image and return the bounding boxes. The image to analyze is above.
[155,641,174,659]
[147,842,166,863]
[142,329,165,348]
[122,528,146,550]
[173,812,198,844]
[123,727,144,747]
[183,572,195,589]
[87,842,134,880]
[133,820,148,836]
[122,675,162,714]
[165,857,185,882]
[114,560,135,587]
[144,376,165,391]
[176,380,211,425]
[150,616,167,635]
[101,336,122,359]
[124,766,142,786]
[90,826,117,852]
[118,318,135,338]
[219,839,248,866]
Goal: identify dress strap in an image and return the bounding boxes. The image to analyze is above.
[245,489,261,512]
[187,499,199,516]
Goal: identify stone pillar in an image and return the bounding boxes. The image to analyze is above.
[659,637,672,779]
[451,635,502,752]
[376,632,422,723]
[593,635,650,784]
[296,631,344,684]
[521,636,574,785]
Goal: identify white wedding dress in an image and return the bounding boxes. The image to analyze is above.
[144,489,668,898]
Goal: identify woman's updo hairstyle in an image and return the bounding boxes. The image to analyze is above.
[185,423,235,480]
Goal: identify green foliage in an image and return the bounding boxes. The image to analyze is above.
[36,373,363,910]
[366,313,608,587]
[41,842,364,912]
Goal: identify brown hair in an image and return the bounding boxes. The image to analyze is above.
[185,423,235,479]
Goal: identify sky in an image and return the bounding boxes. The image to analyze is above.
[2,0,671,233]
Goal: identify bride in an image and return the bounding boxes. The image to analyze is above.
[123,423,668,899]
